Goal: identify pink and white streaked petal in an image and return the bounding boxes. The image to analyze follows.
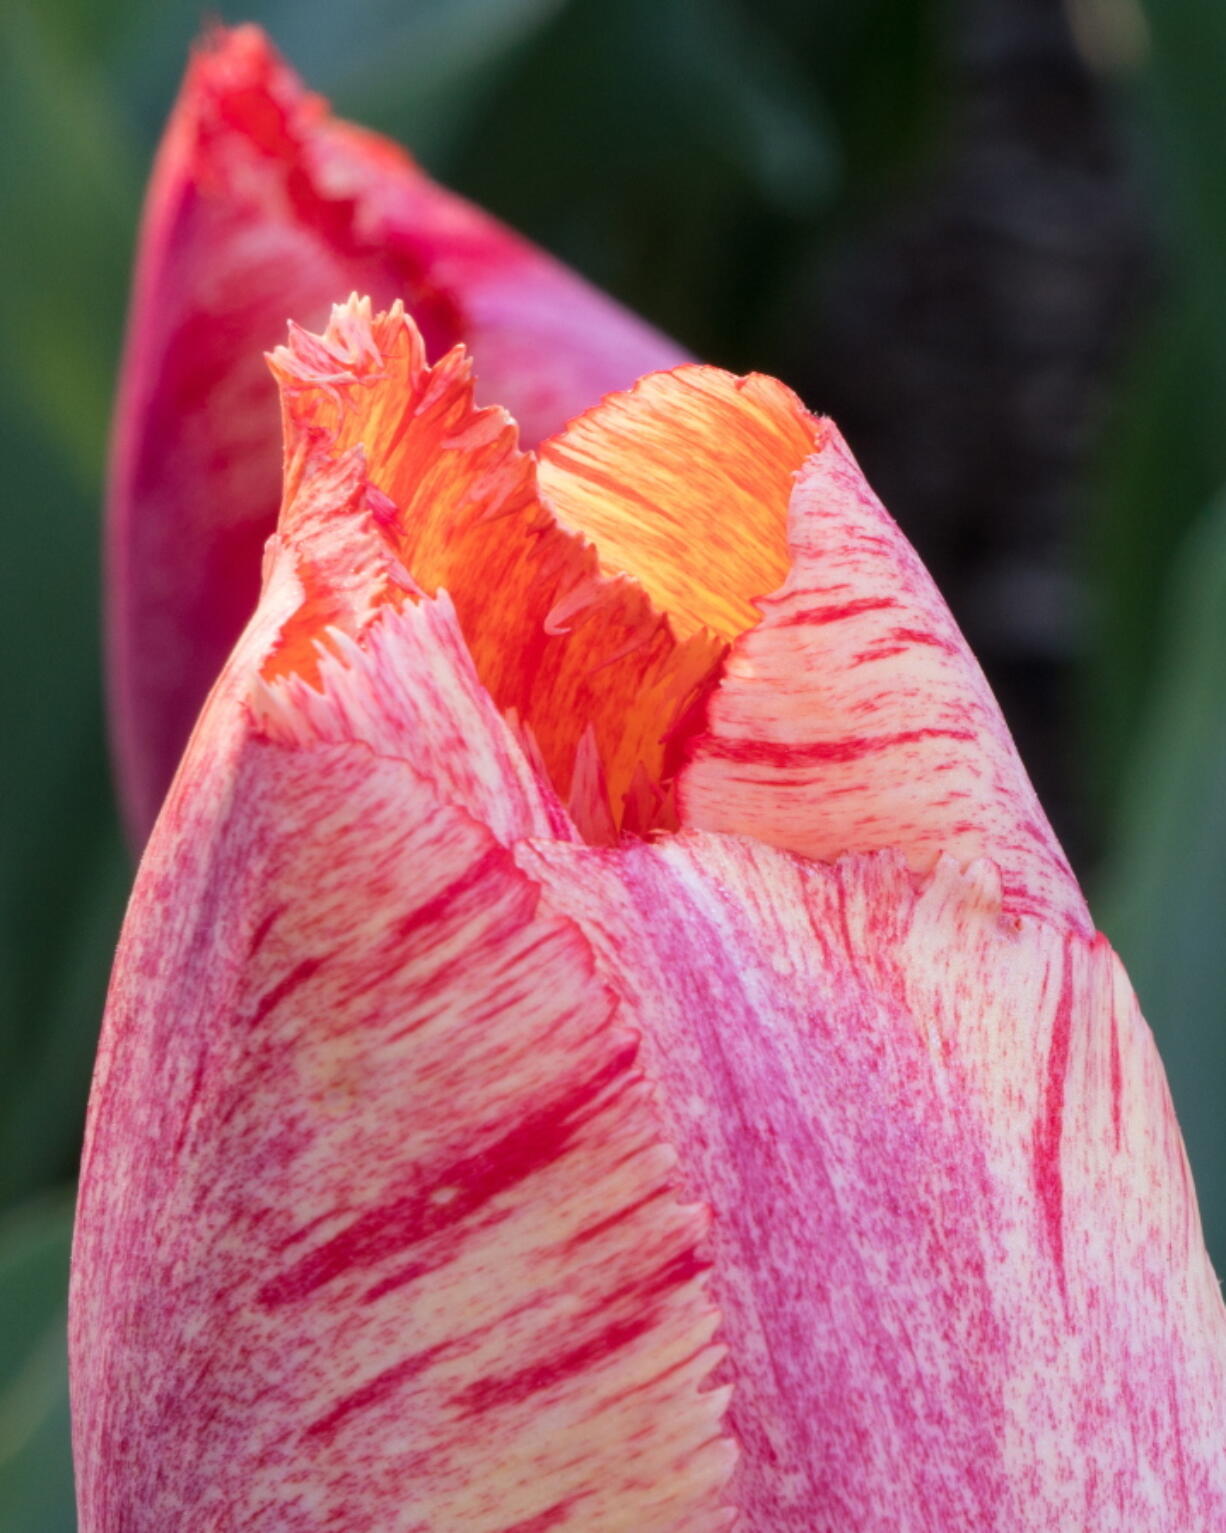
[518,832,1226,1531]
[84,284,1226,1533]
[251,596,575,846]
[678,426,1090,933]
[70,597,734,1532]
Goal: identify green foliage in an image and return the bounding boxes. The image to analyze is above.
[1097,496,1226,1264]
[1092,0,1226,783]
[0,1195,75,1532]
[0,4,133,1218]
[1090,0,1226,1268]
[446,0,935,363]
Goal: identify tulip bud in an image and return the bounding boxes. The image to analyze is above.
[107,24,686,847]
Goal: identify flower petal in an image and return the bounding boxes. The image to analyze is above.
[676,425,1090,930]
[534,373,1082,925]
[84,289,1226,1533]
[73,603,734,1527]
[518,831,1226,1530]
[537,366,818,644]
[267,299,723,836]
[108,24,686,845]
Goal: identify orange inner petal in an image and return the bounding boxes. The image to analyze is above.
[538,367,818,645]
[266,300,817,841]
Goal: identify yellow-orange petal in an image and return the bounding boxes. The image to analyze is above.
[537,367,819,645]
[267,298,723,835]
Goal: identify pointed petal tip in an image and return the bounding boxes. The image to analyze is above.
[677,419,1092,932]
[268,294,414,395]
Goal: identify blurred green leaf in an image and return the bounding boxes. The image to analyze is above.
[650,0,838,217]
[0,6,133,1211]
[758,0,939,199]
[1087,296,1223,793]
[0,1192,76,1533]
[1097,493,1226,1270]
[1071,0,1226,1283]
[0,3,140,483]
[1139,0,1226,269]
[0,811,128,1210]
[1091,0,1226,797]
[448,0,845,362]
[1088,1,1226,1274]
[270,0,571,162]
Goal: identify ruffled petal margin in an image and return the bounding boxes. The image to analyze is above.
[266,299,723,838]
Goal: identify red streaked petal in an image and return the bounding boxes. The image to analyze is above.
[78,269,1226,1524]
[678,427,1090,931]
[252,597,574,846]
[71,596,735,1531]
[108,23,687,846]
[519,832,1226,1530]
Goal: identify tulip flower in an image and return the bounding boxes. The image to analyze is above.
[107,24,686,849]
[72,296,1226,1530]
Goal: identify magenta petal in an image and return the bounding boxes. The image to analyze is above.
[519,833,1226,1529]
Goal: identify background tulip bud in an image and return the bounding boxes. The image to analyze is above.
[106,25,688,849]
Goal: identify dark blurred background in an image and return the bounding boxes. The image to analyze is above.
[2,0,1224,1522]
